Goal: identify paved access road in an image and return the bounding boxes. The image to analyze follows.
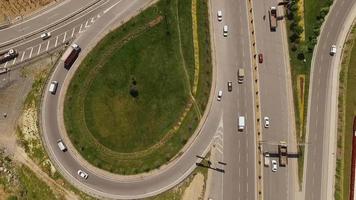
[305,0,356,199]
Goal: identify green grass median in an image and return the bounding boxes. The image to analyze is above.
[64,0,212,175]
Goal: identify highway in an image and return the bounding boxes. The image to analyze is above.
[209,0,257,199]
[304,0,356,199]
[251,1,297,200]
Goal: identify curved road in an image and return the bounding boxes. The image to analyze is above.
[305,0,356,199]
[41,0,231,199]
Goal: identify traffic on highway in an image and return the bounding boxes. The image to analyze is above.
[0,0,355,199]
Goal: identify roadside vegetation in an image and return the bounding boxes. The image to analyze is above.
[334,23,356,200]
[285,0,333,186]
[64,0,212,174]
[146,154,209,200]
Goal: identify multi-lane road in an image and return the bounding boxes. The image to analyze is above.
[1,0,355,199]
[305,0,356,199]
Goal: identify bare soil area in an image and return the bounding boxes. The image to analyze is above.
[0,0,59,23]
[182,172,204,200]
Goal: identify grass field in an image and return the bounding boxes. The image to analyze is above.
[64,0,212,174]
[0,0,55,23]
[334,24,356,200]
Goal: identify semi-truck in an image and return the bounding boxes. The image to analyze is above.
[63,44,81,69]
[278,141,288,166]
[0,49,18,64]
[238,68,245,84]
[269,6,277,31]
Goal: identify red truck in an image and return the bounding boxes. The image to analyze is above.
[63,44,81,69]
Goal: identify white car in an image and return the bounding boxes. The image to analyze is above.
[217,90,223,101]
[223,25,228,37]
[77,170,89,179]
[48,81,58,94]
[264,116,270,128]
[330,44,336,55]
[40,32,51,40]
[271,160,278,172]
[217,10,222,21]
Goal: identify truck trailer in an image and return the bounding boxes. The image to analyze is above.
[63,44,81,69]
[278,141,288,166]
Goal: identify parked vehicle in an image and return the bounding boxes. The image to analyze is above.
[0,49,18,64]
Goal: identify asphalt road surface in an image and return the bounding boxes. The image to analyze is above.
[40,0,242,199]
[251,1,298,200]
[305,0,356,199]
[208,0,259,199]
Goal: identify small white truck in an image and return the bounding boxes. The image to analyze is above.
[264,152,270,167]
[238,116,245,131]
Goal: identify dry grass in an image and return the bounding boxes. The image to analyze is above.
[0,0,57,22]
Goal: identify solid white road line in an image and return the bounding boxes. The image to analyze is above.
[103,0,122,14]
[37,44,42,55]
[55,36,58,47]
[20,51,25,61]
[46,40,50,51]
[85,20,89,28]
[79,24,83,33]
[29,47,33,58]
[4,62,8,68]
[63,32,67,43]
[71,27,76,37]
[91,17,95,23]
[12,57,16,65]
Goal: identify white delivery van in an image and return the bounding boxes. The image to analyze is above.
[238,68,245,84]
[49,81,58,94]
[223,25,228,37]
[57,139,67,152]
[238,116,245,131]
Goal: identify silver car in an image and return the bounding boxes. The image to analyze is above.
[271,160,278,172]
[77,170,89,179]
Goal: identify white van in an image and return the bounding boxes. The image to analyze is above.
[217,10,222,21]
[49,81,58,94]
[217,90,223,101]
[238,116,245,131]
[57,139,67,152]
[223,25,228,37]
[264,152,270,167]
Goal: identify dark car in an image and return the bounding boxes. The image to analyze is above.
[227,81,232,92]
[258,53,263,63]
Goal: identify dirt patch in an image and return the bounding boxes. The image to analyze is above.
[182,172,204,200]
[0,0,59,23]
